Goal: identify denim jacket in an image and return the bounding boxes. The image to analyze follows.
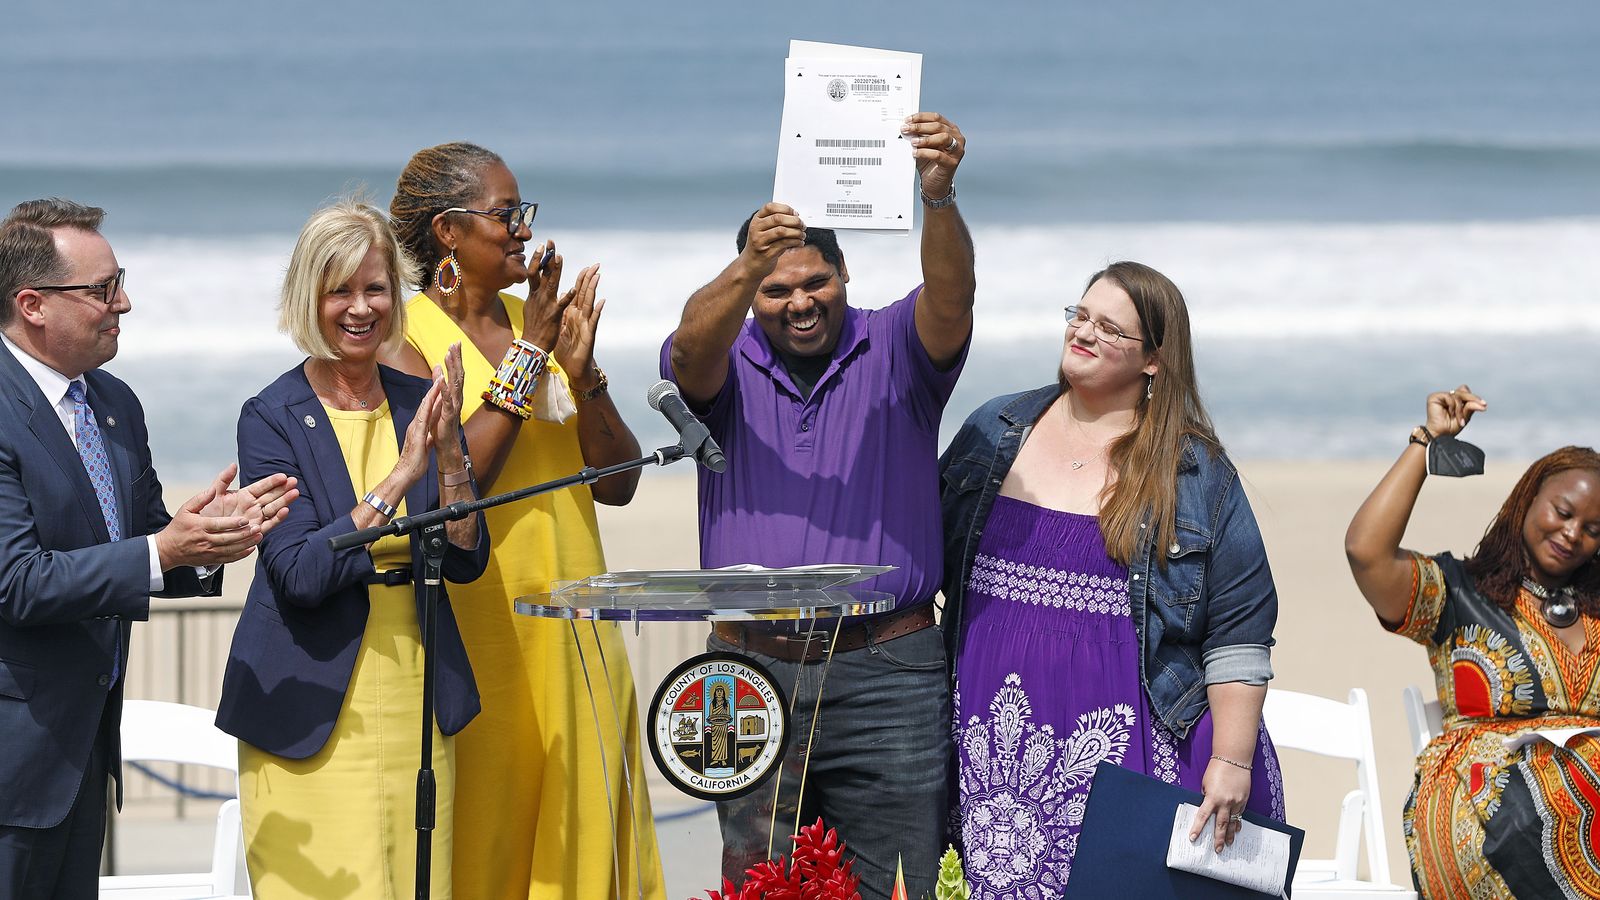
[938,386,1277,738]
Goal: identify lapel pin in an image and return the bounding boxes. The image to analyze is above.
[304,415,317,428]
[105,416,116,427]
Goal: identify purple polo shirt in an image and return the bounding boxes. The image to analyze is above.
[659,286,966,612]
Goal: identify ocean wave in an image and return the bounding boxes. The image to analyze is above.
[106,219,1600,366]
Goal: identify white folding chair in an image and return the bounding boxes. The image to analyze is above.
[99,700,246,899]
[1261,687,1415,898]
[1401,685,1444,757]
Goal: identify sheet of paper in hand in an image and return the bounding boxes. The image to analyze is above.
[774,40,922,233]
[1167,803,1292,896]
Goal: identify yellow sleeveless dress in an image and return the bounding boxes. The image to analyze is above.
[404,292,665,900]
[239,401,456,899]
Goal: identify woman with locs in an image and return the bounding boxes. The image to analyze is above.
[385,142,663,900]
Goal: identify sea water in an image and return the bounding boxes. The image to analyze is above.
[3,0,1597,479]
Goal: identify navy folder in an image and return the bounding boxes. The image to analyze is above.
[1063,762,1306,899]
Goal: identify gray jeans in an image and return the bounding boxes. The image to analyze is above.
[709,623,951,900]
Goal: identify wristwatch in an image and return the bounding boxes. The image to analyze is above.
[575,367,609,402]
[1408,425,1434,448]
[362,491,396,518]
[920,180,956,209]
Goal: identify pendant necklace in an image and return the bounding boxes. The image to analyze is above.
[1061,406,1108,471]
[1522,577,1580,628]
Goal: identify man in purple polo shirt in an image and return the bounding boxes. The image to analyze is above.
[660,112,973,900]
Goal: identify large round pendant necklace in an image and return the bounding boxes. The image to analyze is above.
[1523,577,1580,628]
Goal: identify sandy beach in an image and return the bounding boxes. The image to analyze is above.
[133,457,1521,890]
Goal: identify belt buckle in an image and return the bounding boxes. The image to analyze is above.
[791,629,833,658]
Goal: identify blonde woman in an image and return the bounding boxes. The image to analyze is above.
[217,201,486,898]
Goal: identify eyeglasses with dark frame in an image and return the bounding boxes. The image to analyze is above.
[34,268,126,306]
[1064,304,1143,344]
[443,201,539,235]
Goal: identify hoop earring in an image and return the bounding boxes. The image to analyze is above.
[434,251,461,297]
[1146,374,1154,401]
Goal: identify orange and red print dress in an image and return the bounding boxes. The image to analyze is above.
[1389,552,1600,899]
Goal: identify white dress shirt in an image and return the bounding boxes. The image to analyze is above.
[1,331,168,591]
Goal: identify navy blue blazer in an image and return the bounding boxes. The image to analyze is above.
[215,363,488,759]
[0,341,217,829]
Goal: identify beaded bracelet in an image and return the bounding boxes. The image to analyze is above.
[482,339,548,420]
[1210,754,1252,771]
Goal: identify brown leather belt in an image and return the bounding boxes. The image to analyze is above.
[712,604,935,664]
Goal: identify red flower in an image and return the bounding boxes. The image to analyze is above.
[696,818,862,900]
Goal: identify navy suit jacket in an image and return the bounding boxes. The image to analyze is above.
[215,363,488,758]
[0,340,217,829]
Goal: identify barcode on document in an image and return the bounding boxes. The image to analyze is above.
[818,157,883,166]
[826,203,874,216]
[815,139,887,148]
[852,80,890,93]
[835,179,862,187]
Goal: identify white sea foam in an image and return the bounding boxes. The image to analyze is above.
[104,219,1600,477]
[111,218,1600,362]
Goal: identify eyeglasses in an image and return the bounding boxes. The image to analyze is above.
[1064,305,1143,344]
[443,201,539,235]
[35,268,126,306]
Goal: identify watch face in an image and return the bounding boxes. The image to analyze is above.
[647,651,790,802]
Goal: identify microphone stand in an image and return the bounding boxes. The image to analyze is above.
[329,443,691,900]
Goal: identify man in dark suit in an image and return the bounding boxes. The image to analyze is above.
[0,198,298,898]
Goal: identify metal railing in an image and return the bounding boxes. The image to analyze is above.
[116,601,713,818]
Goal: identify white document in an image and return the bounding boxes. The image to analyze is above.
[1503,727,1600,753]
[1166,803,1291,896]
[774,40,923,232]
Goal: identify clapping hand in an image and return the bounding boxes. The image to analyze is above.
[522,239,575,352]
[431,342,467,468]
[158,463,299,569]
[555,264,605,392]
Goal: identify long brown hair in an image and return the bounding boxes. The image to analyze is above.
[1077,262,1221,565]
[1464,446,1600,613]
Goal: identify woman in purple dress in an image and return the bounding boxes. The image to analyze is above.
[939,261,1285,898]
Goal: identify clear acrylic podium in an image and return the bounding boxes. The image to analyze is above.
[513,564,895,625]
[514,565,896,899]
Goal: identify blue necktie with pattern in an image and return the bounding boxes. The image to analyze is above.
[67,380,123,684]
[67,381,121,541]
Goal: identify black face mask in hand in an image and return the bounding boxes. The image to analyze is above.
[1428,435,1486,478]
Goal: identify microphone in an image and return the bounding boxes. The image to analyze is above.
[647,380,727,473]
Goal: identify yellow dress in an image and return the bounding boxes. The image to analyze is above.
[404,292,665,900]
[239,401,455,899]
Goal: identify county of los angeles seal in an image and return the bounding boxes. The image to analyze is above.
[648,651,789,801]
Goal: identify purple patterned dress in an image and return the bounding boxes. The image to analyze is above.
[953,496,1286,899]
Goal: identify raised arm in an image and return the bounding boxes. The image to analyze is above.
[669,203,806,407]
[1345,385,1485,626]
[904,112,975,369]
[554,265,643,505]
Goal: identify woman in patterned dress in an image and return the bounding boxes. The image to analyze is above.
[1347,386,1600,898]
[939,261,1285,898]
